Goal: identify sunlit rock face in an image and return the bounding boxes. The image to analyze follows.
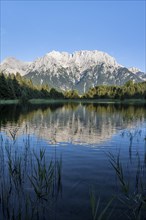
[0,104,145,145]
[0,50,145,93]
[0,57,31,76]
[128,67,146,81]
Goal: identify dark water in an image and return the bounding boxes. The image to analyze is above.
[0,102,146,220]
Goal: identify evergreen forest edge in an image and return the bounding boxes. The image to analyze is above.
[0,72,146,102]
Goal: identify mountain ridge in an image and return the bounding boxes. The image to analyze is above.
[0,50,145,93]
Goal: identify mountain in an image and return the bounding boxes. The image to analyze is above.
[0,57,31,76]
[128,67,146,81]
[0,50,145,93]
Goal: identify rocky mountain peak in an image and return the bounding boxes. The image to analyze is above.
[0,57,31,76]
[0,50,145,93]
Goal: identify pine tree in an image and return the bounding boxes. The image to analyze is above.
[0,73,9,99]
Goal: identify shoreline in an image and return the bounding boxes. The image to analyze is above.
[0,98,146,105]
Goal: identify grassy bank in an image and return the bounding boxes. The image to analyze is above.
[0,100,19,105]
[0,98,146,105]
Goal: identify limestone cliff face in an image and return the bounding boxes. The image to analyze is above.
[1,50,145,93]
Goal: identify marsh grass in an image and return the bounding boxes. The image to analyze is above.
[90,130,146,220]
[90,154,146,220]
[0,130,62,220]
[90,188,114,220]
[108,151,146,220]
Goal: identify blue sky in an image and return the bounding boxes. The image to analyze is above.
[0,0,145,71]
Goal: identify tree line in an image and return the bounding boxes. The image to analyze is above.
[0,72,64,100]
[83,80,146,99]
[0,72,146,100]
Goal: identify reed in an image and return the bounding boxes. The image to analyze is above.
[90,130,146,220]
[108,151,146,220]
[0,132,62,220]
[108,151,129,196]
[90,188,114,220]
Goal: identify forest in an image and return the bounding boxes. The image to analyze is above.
[0,72,146,100]
[83,80,146,99]
[0,72,64,100]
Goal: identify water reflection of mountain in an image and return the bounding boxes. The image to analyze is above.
[0,103,146,144]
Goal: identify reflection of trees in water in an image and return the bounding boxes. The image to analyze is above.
[0,103,146,144]
[0,103,64,127]
[84,103,146,123]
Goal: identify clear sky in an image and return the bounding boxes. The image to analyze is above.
[0,0,145,71]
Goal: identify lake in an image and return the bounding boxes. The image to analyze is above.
[0,102,146,220]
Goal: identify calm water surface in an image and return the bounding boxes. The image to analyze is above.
[0,102,146,220]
